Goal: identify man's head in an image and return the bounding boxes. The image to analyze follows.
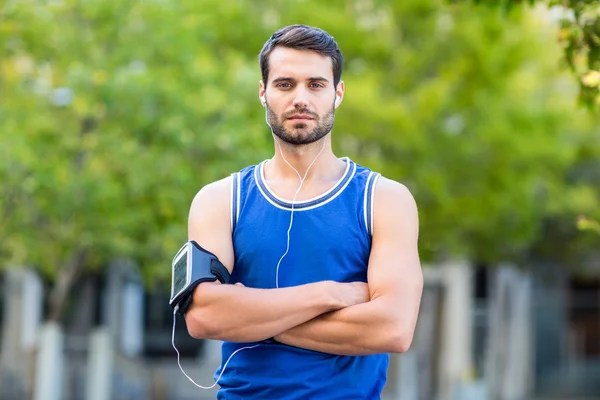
[258,25,345,146]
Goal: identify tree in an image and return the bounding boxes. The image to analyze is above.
[457,0,600,111]
[329,1,599,262]
[1,0,597,322]
[452,0,600,241]
[0,0,272,321]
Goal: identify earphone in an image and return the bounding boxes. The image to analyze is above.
[172,95,326,390]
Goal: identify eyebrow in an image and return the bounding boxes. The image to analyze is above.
[271,76,330,84]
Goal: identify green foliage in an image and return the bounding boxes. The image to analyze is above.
[578,216,600,233]
[0,0,267,289]
[0,0,598,316]
[452,0,600,237]
[454,0,600,111]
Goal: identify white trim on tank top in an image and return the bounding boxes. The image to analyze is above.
[230,173,235,232]
[255,157,357,211]
[230,172,241,232]
[369,173,380,235]
[364,171,375,236]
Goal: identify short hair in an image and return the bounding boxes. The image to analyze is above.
[259,24,344,87]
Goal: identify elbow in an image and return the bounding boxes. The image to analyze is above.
[186,324,207,340]
[390,333,413,354]
[184,307,219,340]
[388,321,415,354]
[183,282,223,340]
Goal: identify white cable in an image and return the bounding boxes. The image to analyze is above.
[272,136,326,288]
[171,308,261,389]
[264,101,327,289]
[171,102,327,391]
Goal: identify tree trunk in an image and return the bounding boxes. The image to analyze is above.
[46,249,87,323]
[45,117,95,323]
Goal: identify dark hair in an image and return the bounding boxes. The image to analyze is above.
[259,24,344,87]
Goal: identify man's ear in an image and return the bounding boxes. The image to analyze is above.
[259,80,266,107]
[334,80,345,108]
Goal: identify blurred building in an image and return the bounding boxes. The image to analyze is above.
[1,258,600,400]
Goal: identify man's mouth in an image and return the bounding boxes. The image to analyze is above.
[288,114,314,120]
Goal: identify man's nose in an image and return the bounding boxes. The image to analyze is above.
[292,87,309,109]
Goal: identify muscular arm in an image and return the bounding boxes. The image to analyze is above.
[183,177,364,343]
[273,178,423,356]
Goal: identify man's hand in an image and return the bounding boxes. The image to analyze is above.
[334,282,371,308]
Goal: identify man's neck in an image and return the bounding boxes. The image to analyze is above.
[266,136,343,182]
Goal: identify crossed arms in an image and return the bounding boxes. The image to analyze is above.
[184,175,423,356]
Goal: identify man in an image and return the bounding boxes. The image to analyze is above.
[185,24,423,399]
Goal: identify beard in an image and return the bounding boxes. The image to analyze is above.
[267,104,335,146]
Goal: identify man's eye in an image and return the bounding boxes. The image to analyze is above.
[277,83,291,88]
[310,83,324,88]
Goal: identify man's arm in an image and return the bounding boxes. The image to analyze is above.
[273,178,423,356]
[183,177,368,343]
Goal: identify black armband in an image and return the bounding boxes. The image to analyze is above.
[169,240,230,316]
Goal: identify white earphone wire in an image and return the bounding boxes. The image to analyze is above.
[272,136,326,288]
[171,100,327,391]
[264,100,328,286]
[171,308,261,389]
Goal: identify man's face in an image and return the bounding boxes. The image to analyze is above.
[260,47,344,146]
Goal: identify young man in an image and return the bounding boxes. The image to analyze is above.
[185,24,423,399]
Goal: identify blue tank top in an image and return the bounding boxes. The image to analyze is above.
[214,157,389,399]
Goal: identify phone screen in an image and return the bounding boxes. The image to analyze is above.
[172,250,188,297]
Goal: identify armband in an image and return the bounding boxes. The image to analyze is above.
[169,240,230,316]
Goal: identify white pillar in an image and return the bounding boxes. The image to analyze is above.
[102,261,123,341]
[85,328,114,400]
[1,270,24,367]
[437,260,473,400]
[21,269,43,351]
[120,281,144,357]
[396,349,419,400]
[486,265,533,400]
[504,269,533,398]
[1,269,42,360]
[34,322,64,400]
[1,269,43,399]
[411,282,445,400]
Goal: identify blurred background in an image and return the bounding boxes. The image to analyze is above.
[1,0,600,399]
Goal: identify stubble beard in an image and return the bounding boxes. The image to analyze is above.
[267,105,335,146]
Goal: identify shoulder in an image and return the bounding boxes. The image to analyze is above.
[187,176,237,269]
[191,175,232,208]
[373,177,416,207]
[188,175,233,224]
[372,176,419,233]
[188,162,261,219]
